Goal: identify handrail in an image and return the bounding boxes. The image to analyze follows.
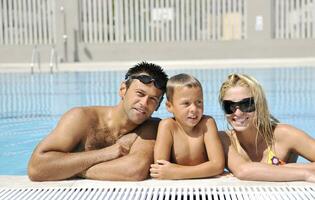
[30,45,40,74]
[49,46,58,73]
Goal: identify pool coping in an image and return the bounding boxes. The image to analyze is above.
[1,57,315,73]
[1,175,314,189]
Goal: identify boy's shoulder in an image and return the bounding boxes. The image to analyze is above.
[200,115,216,123]
[160,117,176,126]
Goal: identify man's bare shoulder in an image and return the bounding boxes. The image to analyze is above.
[66,106,112,121]
[134,117,162,140]
[63,107,95,122]
[59,106,110,131]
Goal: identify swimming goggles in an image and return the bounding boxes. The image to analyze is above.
[222,97,255,114]
[126,74,165,90]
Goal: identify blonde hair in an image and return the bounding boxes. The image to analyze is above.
[219,74,279,147]
[166,73,202,103]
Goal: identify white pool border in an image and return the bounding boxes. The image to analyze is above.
[1,57,315,73]
[1,175,314,189]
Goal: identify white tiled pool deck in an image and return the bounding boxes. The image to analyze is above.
[1,175,314,200]
[0,175,313,188]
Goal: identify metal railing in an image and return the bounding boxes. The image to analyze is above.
[0,0,56,45]
[30,45,40,73]
[79,0,247,43]
[273,0,315,39]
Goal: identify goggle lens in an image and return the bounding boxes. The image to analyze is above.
[128,75,165,90]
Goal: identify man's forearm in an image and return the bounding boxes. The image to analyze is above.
[28,145,122,181]
[83,152,152,181]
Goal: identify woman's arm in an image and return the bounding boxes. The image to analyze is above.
[220,131,313,182]
[275,124,315,173]
[276,124,315,163]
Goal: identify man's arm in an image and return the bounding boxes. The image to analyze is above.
[81,119,159,181]
[28,108,125,181]
[219,131,313,182]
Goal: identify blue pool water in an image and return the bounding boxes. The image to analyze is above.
[0,66,314,175]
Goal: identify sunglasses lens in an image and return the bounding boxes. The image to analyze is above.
[222,97,255,114]
[239,98,255,112]
[222,101,234,114]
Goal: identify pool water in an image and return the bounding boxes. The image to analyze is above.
[0,66,314,175]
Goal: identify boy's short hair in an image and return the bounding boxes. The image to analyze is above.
[166,73,202,102]
[124,61,168,93]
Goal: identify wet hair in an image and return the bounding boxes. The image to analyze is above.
[218,74,279,147]
[124,61,168,93]
[166,73,203,103]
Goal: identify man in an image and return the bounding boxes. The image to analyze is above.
[28,62,168,181]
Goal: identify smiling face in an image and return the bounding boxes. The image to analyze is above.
[167,86,204,129]
[222,86,256,132]
[120,78,163,125]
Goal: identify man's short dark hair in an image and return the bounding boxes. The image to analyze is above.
[124,61,168,93]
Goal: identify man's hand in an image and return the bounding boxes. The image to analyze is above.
[78,143,130,178]
[116,133,138,152]
[150,160,178,179]
[105,143,130,160]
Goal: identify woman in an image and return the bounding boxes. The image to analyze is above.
[219,73,315,182]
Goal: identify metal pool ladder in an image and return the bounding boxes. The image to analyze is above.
[1,186,314,200]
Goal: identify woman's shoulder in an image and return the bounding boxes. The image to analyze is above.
[273,123,306,142]
[274,123,300,136]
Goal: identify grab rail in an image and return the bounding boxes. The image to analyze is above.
[49,46,58,73]
[30,45,41,74]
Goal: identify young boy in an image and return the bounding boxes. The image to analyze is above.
[150,73,224,180]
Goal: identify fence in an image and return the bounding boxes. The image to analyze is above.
[0,0,315,63]
[273,0,315,39]
[79,0,247,43]
[0,0,56,45]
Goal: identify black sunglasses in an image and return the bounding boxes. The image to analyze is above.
[222,97,255,114]
[126,75,165,90]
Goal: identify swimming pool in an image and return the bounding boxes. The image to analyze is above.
[1,65,314,175]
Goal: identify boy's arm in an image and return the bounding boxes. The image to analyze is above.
[153,119,173,162]
[81,119,158,181]
[197,117,225,177]
[151,117,225,180]
[219,131,314,182]
[28,108,125,181]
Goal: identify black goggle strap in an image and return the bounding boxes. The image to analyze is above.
[222,97,255,114]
